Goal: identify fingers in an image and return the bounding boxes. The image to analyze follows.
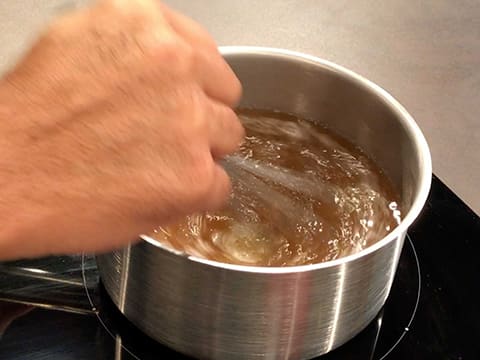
[161,4,242,107]
[206,99,245,159]
[197,52,242,107]
[203,163,232,211]
[159,3,217,51]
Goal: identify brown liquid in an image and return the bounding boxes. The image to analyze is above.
[150,109,401,267]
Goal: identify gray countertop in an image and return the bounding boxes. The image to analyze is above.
[1,0,479,214]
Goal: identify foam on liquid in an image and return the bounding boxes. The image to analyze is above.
[150,109,401,267]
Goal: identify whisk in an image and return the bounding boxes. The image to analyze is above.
[221,155,334,236]
[223,155,339,207]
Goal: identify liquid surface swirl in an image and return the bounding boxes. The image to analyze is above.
[150,109,401,267]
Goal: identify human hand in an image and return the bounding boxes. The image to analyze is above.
[0,0,243,260]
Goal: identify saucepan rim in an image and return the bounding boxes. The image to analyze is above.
[139,46,432,274]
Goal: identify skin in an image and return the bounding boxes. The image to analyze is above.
[0,0,244,260]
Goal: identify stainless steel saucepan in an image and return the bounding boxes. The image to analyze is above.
[96,46,432,359]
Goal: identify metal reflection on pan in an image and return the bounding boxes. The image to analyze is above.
[81,233,421,359]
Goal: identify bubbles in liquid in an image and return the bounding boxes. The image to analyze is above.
[150,109,401,267]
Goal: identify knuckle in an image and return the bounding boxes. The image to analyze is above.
[181,89,208,133]
[153,38,196,76]
[177,43,197,76]
[200,33,219,52]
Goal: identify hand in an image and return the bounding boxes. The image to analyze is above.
[0,0,244,260]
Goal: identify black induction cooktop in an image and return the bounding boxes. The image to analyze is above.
[0,175,479,359]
